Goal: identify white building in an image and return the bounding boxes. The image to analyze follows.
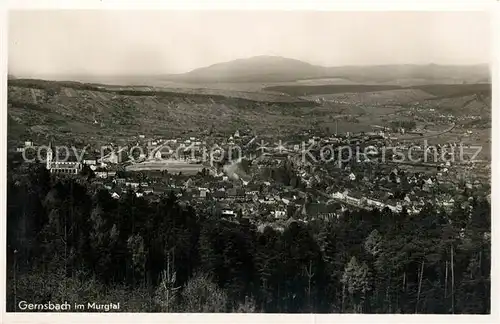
[125,182,140,189]
[332,191,346,200]
[95,171,108,179]
[345,195,360,205]
[222,209,235,217]
[273,210,286,219]
[83,159,97,165]
[199,188,210,198]
[46,143,82,175]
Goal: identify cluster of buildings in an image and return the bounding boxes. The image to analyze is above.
[11,123,489,227]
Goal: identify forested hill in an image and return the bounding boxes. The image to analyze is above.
[7,164,490,313]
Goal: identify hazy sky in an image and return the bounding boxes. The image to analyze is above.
[9,10,491,77]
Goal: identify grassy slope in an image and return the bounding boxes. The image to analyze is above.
[7,79,320,145]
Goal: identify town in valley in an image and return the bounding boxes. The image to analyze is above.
[6,10,491,315]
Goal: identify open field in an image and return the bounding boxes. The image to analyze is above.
[411,83,491,97]
[306,88,436,106]
[263,83,490,97]
[264,84,404,96]
[125,160,204,174]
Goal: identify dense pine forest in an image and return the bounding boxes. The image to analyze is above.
[6,164,490,313]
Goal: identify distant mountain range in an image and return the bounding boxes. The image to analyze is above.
[163,55,490,84]
[10,56,490,86]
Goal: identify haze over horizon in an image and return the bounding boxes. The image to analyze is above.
[9,10,491,78]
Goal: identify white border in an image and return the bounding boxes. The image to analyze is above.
[1,1,498,324]
[489,2,499,323]
[0,1,7,320]
[4,0,497,10]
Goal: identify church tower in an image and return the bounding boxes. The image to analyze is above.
[46,141,54,170]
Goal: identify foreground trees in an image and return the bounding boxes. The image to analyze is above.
[6,166,491,313]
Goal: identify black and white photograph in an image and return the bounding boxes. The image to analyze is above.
[3,5,494,319]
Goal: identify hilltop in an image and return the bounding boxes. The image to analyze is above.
[163,56,489,84]
[166,56,328,83]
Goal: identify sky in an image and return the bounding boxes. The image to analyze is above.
[8,10,491,77]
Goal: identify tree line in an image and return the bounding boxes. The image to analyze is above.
[6,163,490,313]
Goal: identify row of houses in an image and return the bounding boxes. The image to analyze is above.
[330,190,423,214]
